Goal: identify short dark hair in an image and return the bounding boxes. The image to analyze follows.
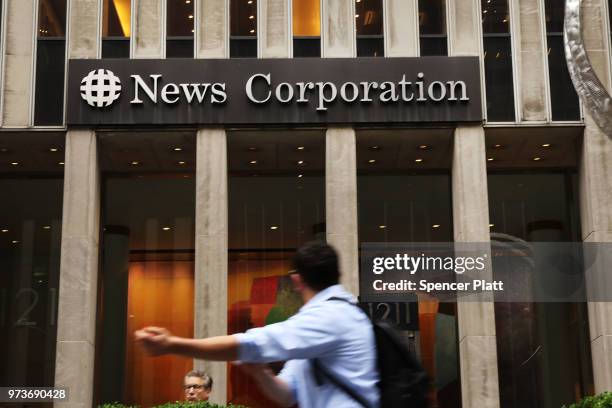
[293,241,340,291]
[185,369,213,390]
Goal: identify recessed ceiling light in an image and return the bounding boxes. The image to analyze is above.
[415,158,423,163]
[249,15,254,19]
[188,14,194,19]
[368,159,376,164]
[298,174,303,178]
[249,29,255,33]
[369,145,380,150]
[131,161,140,165]
[297,160,304,165]
[533,157,542,161]
[247,147,258,151]
[186,0,191,3]
[249,160,258,165]
[248,0,253,3]
[541,143,551,148]
[489,224,494,227]
[297,146,305,151]
[379,225,386,229]
[487,157,494,162]
[173,147,182,151]
[493,144,503,149]
[269,226,279,230]
[49,147,59,152]
[432,224,440,229]
[355,14,360,18]
[10,162,18,166]
[162,226,171,231]
[58,162,64,165]
[11,240,19,244]
[178,161,186,165]
[418,145,429,150]
[1,229,8,233]
[43,225,51,230]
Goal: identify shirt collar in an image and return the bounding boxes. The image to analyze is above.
[300,284,355,311]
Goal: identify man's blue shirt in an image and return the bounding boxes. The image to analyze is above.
[234,284,380,408]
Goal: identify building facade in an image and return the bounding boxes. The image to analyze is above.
[0,0,611,407]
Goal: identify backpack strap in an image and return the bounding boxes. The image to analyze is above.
[311,358,372,408]
[309,296,373,408]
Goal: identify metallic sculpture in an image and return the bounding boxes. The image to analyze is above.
[564,0,612,136]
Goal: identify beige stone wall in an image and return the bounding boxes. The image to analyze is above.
[2,0,36,127]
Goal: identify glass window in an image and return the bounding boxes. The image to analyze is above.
[230,0,257,58]
[0,133,65,400]
[418,0,447,56]
[356,0,384,57]
[357,130,461,408]
[34,0,67,126]
[486,129,593,408]
[293,0,321,57]
[167,0,194,58]
[482,0,516,122]
[227,131,325,407]
[95,132,196,407]
[102,0,131,58]
[545,0,581,120]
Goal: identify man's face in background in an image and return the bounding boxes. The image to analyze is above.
[184,376,211,401]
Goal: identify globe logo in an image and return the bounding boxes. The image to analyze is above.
[80,69,122,108]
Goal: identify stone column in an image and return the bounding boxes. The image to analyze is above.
[452,127,500,408]
[2,0,36,127]
[449,1,500,406]
[510,0,549,121]
[384,0,419,57]
[194,2,229,402]
[67,0,100,59]
[321,0,358,295]
[325,128,359,295]
[194,128,228,404]
[579,0,612,394]
[54,130,100,408]
[258,0,290,58]
[54,1,101,406]
[195,0,228,58]
[132,0,165,58]
[321,0,355,58]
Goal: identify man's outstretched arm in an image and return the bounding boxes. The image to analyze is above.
[134,327,239,361]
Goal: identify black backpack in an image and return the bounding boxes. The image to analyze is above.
[312,297,429,408]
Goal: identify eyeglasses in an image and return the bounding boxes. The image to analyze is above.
[184,384,205,391]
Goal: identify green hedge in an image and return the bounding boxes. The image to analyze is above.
[563,392,612,408]
[99,402,247,408]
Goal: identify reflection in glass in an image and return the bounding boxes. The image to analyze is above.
[0,145,64,401]
[102,0,131,58]
[547,35,581,120]
[293,0,321,57]
[488,172,594,408]
[482,0,515,122]
[419,0,447,56]
[356,0,384,57]
[356,131,461,408]
[167,0,194,58]
[34,0,67,126]
[95,133,196,407]
[544,0,580,120]
[227,131,325,408]
[230,0,257,58]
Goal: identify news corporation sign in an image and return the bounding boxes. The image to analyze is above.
[67,57,482,126]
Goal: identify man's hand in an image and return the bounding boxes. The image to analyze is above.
[134,326,174,356]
